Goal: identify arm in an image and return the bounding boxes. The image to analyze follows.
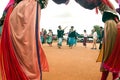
[63,26,68,30]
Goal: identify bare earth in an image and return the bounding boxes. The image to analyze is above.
[42,41,112,80]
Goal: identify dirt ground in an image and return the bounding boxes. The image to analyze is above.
[0,38,112,80]
[42,41,112,80]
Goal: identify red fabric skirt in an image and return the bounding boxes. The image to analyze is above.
[103,28,120,72]
[0,5,29,80]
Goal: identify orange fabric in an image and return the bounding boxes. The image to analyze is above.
[96,45,104,62]
[0,0,49,80]
[0,5,29,80]
[39,43,49,72]
[9,0,49,79]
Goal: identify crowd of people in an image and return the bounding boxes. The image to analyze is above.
[40,1,120,79]
[40,25,78,49]
[40,25,104,50]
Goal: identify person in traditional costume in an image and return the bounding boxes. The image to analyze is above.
[96,0,120,80]
[0,0,49,80]
[46,29,53,47]
[57,25,67,48]
[68,26,77,49]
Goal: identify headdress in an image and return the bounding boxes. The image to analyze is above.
[98,0,119,22]
[102,11,119,23]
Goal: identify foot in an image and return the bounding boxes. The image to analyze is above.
[91,48,94,49]
[94,48,97,50]
[58,46,61,49]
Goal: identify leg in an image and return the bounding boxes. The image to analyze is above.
[94,39,97,49]
[112,72,119,80]
[101,71,109,80]
[91,39,95,49]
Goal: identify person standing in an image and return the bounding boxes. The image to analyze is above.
[91,28,98,49]
[83,30,88,48]
[0,0,49,80]
[96,0,120,80]
[57,25,64,48]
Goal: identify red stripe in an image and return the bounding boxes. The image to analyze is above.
[102,0,114,9]
[104,27,120,72]
[1,5,29,80]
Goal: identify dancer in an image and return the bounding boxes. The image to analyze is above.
[0,0,49,80]
[46,29,53,47]
[97,0,120,80]
[57,25,64,48]
[68,26,77,48]
[57,25,66,48]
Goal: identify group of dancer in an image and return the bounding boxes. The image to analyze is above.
[57,25,77,49]
[40,25,77,49]
[0,0,120,80]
